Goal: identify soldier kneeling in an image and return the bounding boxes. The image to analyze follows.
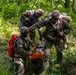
[13,27,34,75]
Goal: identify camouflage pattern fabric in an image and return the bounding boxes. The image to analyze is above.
[13,58,24,75]
[13,36,32,75]
[29,16,72,74]
[19,10,43,43]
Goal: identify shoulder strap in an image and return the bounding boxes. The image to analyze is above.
[19,36,30,51]
[19,36,27,42]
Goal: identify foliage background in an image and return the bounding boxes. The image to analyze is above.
[0,0,76,75]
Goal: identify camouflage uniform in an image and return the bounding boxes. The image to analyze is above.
[19,9,44,43]
[29,10,72,73]
[48,12,72,49]
[13,27,33,75]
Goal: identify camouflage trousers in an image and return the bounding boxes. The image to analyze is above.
[42,39,64,73]
[13,58,24,75]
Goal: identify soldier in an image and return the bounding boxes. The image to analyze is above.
[13,27,34,75]
[19,8,44,43]
[28,10,72,74]
[48,12,72,49]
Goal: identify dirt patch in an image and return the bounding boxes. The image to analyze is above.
[63,62,76,75]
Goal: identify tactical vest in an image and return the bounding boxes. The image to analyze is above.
[42,18,64,41]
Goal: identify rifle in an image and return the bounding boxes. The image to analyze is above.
[51,23,65,40]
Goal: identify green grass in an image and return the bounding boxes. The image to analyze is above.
[0,50,12,75]
[0,4,76,74]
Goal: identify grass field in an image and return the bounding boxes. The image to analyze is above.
[0,18,76,75]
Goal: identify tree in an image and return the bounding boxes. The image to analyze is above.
[18,0,22,6]
[73,0,76,13]
[51,0,55,9]
[64,0,70,9]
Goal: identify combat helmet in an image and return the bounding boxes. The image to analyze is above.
[20,27,29,37]
[36,8,44,16]
[51,10,60,20]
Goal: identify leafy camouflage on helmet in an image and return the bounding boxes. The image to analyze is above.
[36,8,44,16]
[51,10,60,19]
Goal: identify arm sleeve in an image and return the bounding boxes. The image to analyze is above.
[29,18,48,30]
[16,39,30,57]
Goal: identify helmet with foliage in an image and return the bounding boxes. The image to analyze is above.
[36,8,44,16]
[51,10,60,20]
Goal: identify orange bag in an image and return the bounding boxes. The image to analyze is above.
[30,52,44,59]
